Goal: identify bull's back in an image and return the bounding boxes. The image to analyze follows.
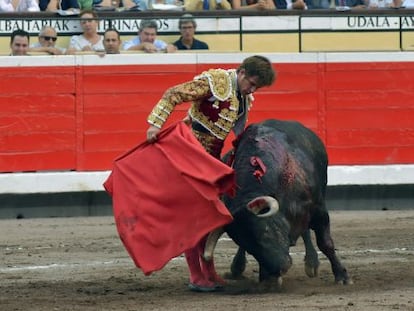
[246,119,328,191]
[253,119,327,169]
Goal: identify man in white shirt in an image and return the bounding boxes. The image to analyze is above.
[122,19,176,53]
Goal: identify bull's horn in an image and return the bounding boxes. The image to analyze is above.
[203,227,225,262]
[247,196,279,217]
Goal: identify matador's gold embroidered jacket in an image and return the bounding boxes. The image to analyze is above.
[147,69,252,141]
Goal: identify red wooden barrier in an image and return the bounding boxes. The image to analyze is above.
[1,54,413,173]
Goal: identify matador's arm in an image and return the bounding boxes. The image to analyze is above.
[147,78,210,129]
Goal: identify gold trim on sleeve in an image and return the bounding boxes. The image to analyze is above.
[147,98,175,128]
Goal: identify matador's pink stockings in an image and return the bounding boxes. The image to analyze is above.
[184,235,226,288]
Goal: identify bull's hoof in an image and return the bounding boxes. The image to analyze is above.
[305,263,319,278]
[334,268,353,285]
[223,271,246,280]
[258,276,283,291]
[335,277,353,285]
[230,256,246,278]
[188,283,224,293]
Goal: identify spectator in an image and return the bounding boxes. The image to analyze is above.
[122,19,176,53]
[10,29,30,56]
[367,0,399,7]
[273,0,311,9]
[39,0,79,11]
[232,0,275,10]
[136,0,182,10]
[184,0,232,10]
[173,14,209,50]
[29,26,66,55]
[0,0,39,11]
[93,0,120,8]
[310,0,329,8]
[66,10,104,54]
[122,0,139,8]
[103,28,121,54]
[401,0,413,6]
[334,0,366,7]
[77,0,134,9]
[77,0,93,9]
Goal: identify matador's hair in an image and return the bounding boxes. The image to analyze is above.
[238,55,276,88]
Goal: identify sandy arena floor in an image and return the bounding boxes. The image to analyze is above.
[1,210,414,311]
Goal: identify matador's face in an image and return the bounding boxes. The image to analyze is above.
[237,69,260,96]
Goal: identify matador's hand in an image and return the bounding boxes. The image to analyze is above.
[146,125,160,143]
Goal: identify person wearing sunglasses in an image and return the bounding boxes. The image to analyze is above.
[29,26,66,55]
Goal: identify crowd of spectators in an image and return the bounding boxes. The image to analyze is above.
[6,14,210,56]
[3,0,410,56]
[0,0,410,11]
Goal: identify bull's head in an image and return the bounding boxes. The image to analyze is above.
[203,196,279,261]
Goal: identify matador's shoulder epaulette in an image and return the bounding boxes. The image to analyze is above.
[194,69,236,101]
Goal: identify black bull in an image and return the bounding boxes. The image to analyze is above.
[205,119,352,286]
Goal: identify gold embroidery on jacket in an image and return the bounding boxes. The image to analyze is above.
[147,80,210,128]
[147,69,246,141]
[194,69,234,101]
[148,98,175,128]
[189,69,241,140]
[192,129,224,159]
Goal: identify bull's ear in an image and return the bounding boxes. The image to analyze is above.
[247,196,279,217]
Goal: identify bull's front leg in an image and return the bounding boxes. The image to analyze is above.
[229,247,247,279]
[302,229,320,278]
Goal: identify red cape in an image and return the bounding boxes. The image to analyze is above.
[103,122,234,275]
